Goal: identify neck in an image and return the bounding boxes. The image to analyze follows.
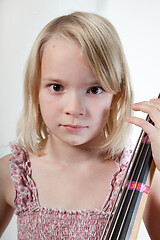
[43,135,104,166]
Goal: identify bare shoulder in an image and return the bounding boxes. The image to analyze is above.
[0,154,12,166]
[0,154,15,237]
[143,169,160,239]
[0,154,12,184]
[0,154,14,203]
[0,154,12,175]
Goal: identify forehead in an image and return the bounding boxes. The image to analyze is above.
[41,37,99,83]
[43,36,82,59]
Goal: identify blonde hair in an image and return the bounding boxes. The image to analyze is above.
[17,11,133,158]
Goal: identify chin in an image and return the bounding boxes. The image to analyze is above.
[63,138,90,147]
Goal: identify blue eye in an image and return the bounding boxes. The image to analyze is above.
[49,84,64,92]
[87,86,103,95]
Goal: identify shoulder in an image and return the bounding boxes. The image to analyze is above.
[0,155,15,236]
[0,153,12,163]
[0,154,12,183]
[0,154,14,206]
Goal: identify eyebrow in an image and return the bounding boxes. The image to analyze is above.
[41,77,101,86]
[41,78,64,83]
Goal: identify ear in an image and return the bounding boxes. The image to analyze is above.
[111,92,122,109]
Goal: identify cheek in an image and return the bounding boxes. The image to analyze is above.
[91,104,111,126]
[99,96,113,123]
[101,107,111,124]
[39,95,58,122]
[41,104,58,118]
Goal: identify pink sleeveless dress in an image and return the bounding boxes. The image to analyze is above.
[9,144,132,239]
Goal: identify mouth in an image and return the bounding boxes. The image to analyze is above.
[60,124,88,132]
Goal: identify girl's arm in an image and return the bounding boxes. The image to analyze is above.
[0,155,14,237]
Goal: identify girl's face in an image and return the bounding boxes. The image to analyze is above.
[39,37,113,148]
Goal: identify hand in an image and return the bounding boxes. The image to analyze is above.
[127,97,160,170]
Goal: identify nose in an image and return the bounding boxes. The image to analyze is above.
[64,92,85,117]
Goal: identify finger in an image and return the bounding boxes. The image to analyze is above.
[150,98,160,110]
[150,98,160,103]
[131,102,160,128]
[132,98,160,112]
[126,116,155,136]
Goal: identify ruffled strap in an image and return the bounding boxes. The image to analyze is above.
[103,143,133,213]
[9,144,39,214]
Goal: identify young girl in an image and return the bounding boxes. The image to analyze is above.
[0,11,160,239]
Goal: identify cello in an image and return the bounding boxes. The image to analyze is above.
[100,95,160,239]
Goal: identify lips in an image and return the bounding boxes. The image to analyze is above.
[60,124,87,132]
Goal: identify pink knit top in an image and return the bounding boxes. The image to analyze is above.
[9,144,132,239]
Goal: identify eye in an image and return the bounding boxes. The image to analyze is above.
[49,84,64,92]
[87,86,103,95]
